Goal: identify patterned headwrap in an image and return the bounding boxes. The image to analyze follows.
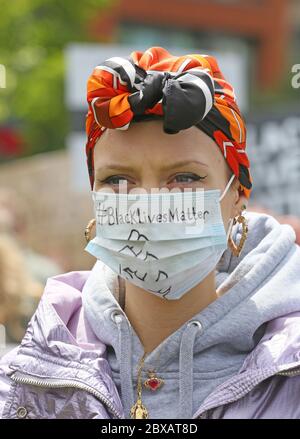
[85,46,252,198]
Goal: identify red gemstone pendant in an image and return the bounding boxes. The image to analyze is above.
[143,370,164,391]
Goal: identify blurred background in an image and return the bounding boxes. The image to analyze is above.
[0,0,300,348]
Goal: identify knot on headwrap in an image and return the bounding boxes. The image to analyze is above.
[85,46,252,198]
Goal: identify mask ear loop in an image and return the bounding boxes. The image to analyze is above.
[218,174,236,242]
[226,217,235,241]
[219,173,236,202]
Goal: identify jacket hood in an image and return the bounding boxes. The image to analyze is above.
[11,211,300,419]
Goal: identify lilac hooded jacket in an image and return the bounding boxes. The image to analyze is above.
[0,211,300,419]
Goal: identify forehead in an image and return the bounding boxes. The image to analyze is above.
[93,120,224,169]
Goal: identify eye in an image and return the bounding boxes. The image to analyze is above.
[170,173,207,184]
[98,175,132,186]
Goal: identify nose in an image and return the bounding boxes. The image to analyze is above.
[131,174,168,194]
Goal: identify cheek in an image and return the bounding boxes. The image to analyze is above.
[219,198,234,231]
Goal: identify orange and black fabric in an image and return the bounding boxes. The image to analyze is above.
[85,46,252,198]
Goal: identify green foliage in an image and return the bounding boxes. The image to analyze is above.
[0,0,113,157]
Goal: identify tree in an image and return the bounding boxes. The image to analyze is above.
[0,0,112,158]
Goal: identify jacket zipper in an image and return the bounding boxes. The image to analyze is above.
[10,371,123,419]
[196,366,300,419]
[11,366,300,420]
[276,367,300,377]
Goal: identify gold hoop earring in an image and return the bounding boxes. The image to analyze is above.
[85,218,96,243]
[228,212,248,257]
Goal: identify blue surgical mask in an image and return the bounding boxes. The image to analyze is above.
[85,174,236,300]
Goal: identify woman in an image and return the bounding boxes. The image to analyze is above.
[0,46,300,419]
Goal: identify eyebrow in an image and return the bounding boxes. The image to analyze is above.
[95,165,137,175]
[163,160,209,169]
[95,160,209,175]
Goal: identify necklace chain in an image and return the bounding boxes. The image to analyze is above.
[137,352,146,397]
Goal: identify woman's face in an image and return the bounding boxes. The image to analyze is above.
[93,119,247,229]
